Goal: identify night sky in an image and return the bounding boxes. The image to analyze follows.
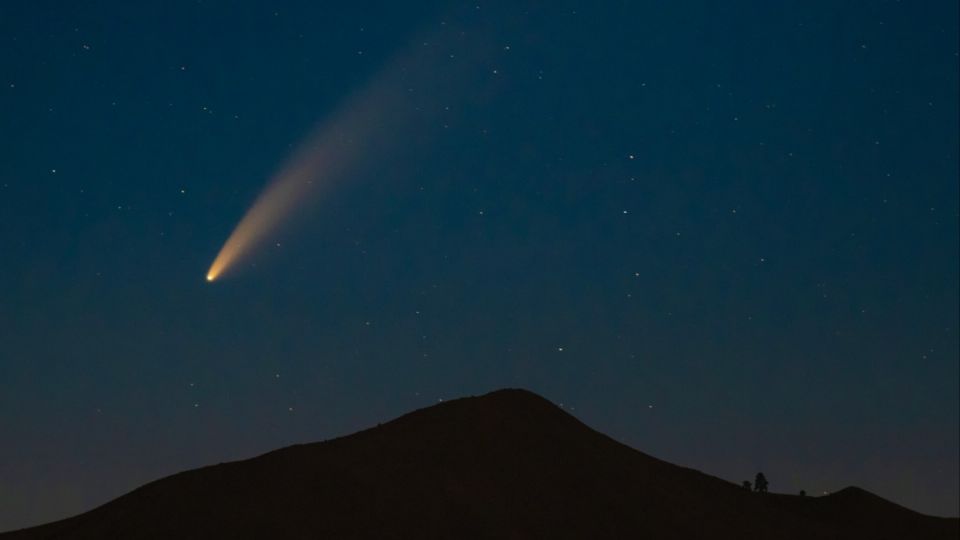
[1,0,957,530]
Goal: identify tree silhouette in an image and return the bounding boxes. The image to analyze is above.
[754,472,768,493]
[741,480,752,490]
[799,490,806,497]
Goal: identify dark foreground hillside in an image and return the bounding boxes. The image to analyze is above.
[2,389,956,539]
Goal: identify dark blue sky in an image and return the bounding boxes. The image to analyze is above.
[1,0,957,529]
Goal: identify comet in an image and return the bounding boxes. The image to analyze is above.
[205,59,411,282]
[204,22,492,282]
[204,140,332,282]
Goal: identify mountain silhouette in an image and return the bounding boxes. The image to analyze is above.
[2,389,956,539]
